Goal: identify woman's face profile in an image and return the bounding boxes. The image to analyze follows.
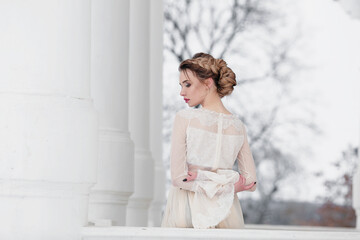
[179,70,208,107]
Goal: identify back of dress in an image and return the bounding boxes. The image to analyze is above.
[171,107,256,189]
[163,107,257,229]
[185,107,245,170]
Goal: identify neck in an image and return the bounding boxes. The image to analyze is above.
[200,93,226,112]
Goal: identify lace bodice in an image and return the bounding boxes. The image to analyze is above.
[169,107,257,228]
[170,107,257,188]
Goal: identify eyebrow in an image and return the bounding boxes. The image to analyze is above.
[179,80,189,85]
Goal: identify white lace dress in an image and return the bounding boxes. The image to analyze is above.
[161,107,257,229]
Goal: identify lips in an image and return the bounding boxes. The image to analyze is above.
[184,98,190,103]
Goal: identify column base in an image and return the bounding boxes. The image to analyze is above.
[88,190,133,226]
[0,179,93,239]
[148,165,166,227]
[126,198,153,226]
[148,202,165,227]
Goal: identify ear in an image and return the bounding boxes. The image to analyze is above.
[204,78,214,88]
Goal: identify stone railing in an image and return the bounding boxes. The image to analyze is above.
[82,225,359,240]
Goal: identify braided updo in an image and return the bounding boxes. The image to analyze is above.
[179,52,237,98]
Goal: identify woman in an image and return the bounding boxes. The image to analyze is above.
[161,53,257,229]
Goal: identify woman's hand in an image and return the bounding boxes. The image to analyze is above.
[183,171,197,182]
[234,175,256,192]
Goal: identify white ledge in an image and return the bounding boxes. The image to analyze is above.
[82,225,359,240]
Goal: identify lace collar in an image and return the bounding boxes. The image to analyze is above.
[178,107,243,131]
[198,107,235,118]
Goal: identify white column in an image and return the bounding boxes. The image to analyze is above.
[126,0,155,226]
[88,0,134,226]
[148,0,166,227]
[0,1,97,239]
[354,169,360,229]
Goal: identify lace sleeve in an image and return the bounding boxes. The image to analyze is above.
[237,123,257,192]
[170,111,196,191]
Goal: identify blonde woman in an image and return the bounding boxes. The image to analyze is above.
[161,53,257,229]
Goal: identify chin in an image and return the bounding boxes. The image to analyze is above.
[189,101,201,107]
[188,102,197,107]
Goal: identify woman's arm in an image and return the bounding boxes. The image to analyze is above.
[236,123,257,192]
[170,111,196,191]
[234,175,256,193]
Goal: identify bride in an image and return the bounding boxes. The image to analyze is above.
[161,53,257,229]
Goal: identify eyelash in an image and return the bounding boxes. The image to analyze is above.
[180,83,191,88]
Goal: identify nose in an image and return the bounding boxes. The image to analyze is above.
[180,88,186,97]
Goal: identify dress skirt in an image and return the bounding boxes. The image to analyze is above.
[161,185,245,229]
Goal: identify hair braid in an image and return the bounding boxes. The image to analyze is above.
[179,52,237,98]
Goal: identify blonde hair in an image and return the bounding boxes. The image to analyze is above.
[179,53,237,98]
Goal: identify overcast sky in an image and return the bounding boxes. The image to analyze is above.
[274,0,360,202]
